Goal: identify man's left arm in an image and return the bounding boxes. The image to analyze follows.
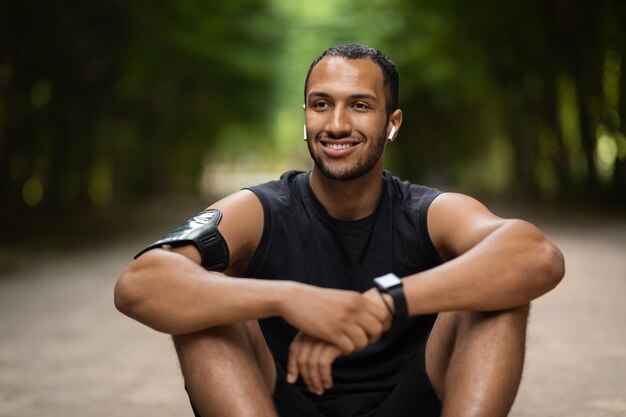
[403,192,564,314]
[287,192,565,394]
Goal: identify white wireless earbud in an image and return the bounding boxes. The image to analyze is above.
[303,124,308,141]
[387,125,396,141]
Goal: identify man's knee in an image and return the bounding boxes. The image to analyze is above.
[457,303,531,333]
[174,321,265,357]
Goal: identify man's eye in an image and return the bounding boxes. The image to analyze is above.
[353,103,369,110]
[313,102,330,109]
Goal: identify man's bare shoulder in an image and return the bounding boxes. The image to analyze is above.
[208,189,264,275]
[427,192,508,261]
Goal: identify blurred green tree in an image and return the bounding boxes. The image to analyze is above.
[1,0,624,235]
[389,0,626,203]
[0,0,280,218]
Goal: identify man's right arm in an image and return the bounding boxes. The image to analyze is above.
[113,190,389,353]
[114,189,273,335]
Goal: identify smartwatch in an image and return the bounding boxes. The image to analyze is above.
[373,273,408,320]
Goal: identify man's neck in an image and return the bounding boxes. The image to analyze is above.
[309,165,384,221]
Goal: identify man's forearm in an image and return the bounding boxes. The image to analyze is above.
[404,219,564,315]
[114,248,391,352]
[114,248,286,335]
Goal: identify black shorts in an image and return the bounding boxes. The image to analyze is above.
[189,345,441,417]
[272,345,441,417]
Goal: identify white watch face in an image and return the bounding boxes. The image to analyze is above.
[376,273,401,288]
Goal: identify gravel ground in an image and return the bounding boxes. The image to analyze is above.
[0,207,625,416]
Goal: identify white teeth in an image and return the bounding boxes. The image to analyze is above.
[327,143,352,150]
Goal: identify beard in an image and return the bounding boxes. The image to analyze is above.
[307,128,387,181]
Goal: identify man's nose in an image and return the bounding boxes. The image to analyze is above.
[325,107,351,137]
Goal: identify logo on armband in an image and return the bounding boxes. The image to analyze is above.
[188,211,219,229]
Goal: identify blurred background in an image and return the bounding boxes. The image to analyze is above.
[2,0,625,235]
[0,1,625,416]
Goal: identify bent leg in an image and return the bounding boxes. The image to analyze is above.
[173,321,278,417]
[426,304,530,417]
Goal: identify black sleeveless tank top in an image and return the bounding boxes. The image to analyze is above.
[245,170,442,397]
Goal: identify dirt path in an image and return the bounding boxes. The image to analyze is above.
[1,209,625,416]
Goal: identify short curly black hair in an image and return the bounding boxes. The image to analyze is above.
[304,44,399,116]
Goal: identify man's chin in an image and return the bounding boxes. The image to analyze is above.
[316,162,369,182]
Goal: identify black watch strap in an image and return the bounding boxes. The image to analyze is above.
[373,273,408,320]
[388,285,408,320]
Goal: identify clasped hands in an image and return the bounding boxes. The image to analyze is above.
[281,285,394,396]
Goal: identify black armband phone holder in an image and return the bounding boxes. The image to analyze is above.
[134,209,230,272]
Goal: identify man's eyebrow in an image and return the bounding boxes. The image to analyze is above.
[350,93,378,101]
[308,91,331,100]
[307,91,379,101]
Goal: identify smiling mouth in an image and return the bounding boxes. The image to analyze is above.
[324,143,355,150]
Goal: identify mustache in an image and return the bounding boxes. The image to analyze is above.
[317,133,366,141]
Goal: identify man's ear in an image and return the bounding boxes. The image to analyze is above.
[387,109,403,142]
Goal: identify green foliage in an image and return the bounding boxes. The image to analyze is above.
[0,0,279,215]
[1,0,625,223]
[388,0,626,202]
